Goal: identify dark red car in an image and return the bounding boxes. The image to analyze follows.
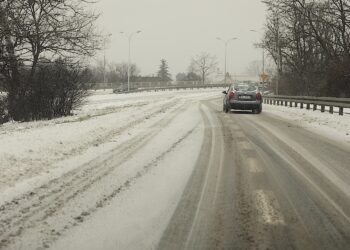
[222,84,262,114]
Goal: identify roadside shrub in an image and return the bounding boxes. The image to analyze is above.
[0,95,9,124]
[326,60,350,98]
[4,59,93,121]
[28,59,93,120]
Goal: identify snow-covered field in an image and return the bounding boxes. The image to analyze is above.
[0,89,349,249]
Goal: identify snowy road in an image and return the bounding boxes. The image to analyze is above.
[0,90,350,249]
[159,99,350,249]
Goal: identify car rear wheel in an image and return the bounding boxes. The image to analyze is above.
[223,104,229,113]
[252,105,262,114]
[256,105,262,114]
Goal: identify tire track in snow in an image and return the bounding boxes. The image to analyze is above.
[0,99,179,191]
[0,101,195,250]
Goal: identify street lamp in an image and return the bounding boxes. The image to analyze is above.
[216,37,237,85]
[103,33,112,86]
[250,30,265,81]
[120,30,142,92]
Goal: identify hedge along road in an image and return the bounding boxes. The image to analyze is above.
[0,93,349,250]
[157,99,350,250]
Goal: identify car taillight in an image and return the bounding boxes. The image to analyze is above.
[229,91,235,99]
[256,91,262,100]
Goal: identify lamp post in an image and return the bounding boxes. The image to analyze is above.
[103,33,112,87]
[275,18,281,95]
[250,30,266,82]
[216,37,237,85]
[120,30,142,92]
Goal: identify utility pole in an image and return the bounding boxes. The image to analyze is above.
[250,29,266,83]
[120,31,142,92]
[103,33,112,87]
[216,37,237,85]
[276,14,281,95]
[262,49,265,75]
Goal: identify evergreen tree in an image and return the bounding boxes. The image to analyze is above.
[157,59,172,82]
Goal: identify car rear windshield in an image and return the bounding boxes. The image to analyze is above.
[233,85,257,92]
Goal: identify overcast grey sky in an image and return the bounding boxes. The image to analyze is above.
[94,0,267,77]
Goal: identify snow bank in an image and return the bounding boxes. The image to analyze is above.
[264,104,350,145]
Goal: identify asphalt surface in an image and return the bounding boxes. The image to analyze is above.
[158,99,350,250]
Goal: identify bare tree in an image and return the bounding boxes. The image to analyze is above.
[0,0,100,120]
[262,0,350,96]
[190,52,217,84]
[246,60,262,77]
[115,63,139,83]
[175,72,187,81]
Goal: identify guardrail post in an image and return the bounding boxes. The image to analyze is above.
[321,105,325,113]
[285,101,288,107]
[313,104,317,111]
[273,100,276,105]
[339,107,344,116]
[300,102,304,109]
[290,101,293,107]
[330,106,333,114]
[295,102,298,108]
[306,103,310,110]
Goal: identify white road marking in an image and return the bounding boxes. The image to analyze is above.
[184,105,218,248]
[238,141,253,151]
[254,190,285,225]
[240,117,350,224]
[246,158,263,173]
[234,131,245,139]
[254,120,350,199]
[232,125,242,131]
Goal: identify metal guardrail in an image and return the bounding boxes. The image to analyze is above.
[114,84,229,94]
[263,95,350,116]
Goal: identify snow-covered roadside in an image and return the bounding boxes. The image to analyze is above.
[264,104,350,145]
[49,103,205,250]
[0,89,210,250]
[1,89,350,250]
[0,89,221,206]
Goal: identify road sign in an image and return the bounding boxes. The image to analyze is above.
[259,73,269,82]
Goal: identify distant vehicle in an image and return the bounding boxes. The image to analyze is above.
[113,84,139,93]
[113,85,126,93]
[222,83,262,114]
